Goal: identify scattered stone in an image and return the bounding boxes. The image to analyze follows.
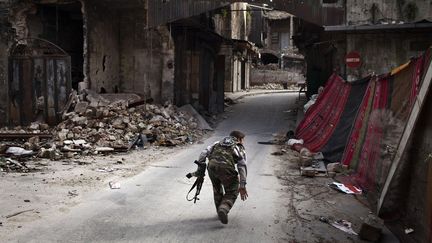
[95,147,115,153]
[109,181,121,189]
[0,95,206,166]
[6,147,34,156]
[327,162,343,173]
[74,101,89,114]
[29,123,40,130]
[24,199,30,202]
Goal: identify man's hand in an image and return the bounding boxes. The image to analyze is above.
[239,187,248,201]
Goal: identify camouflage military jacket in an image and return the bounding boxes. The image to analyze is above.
[198,136,247,187]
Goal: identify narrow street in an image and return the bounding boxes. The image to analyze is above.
[5,93,298,242]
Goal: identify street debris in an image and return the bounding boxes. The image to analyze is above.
[250,83,298,90]
[6,147,34,156]
[287,138,303,146]
[328,182,362,194]
[0,91,208,172]
[5,209,34,219]
[96,167,117,173]
[319,217,358,235]
[109,181,121,189]
[300,160,327,177]
[68,190,79,197]
[0,158,29,172]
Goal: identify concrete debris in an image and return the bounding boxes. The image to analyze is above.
[326,162,343,173]
[251,83,299,90]
[0,158,29,172]
[179,104,213,131]
[300,160,327,177]
[0,94,206,167]
[6,147,34,156]
[109,181,121,189]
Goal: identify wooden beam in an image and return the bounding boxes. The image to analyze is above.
[378,51,432,213]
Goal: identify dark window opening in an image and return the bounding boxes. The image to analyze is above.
[37,2,84,90]
[261,53,279,65]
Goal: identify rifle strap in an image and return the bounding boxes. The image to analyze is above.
[186,177,203,202]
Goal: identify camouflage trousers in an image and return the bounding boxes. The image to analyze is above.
[207,162,239,214]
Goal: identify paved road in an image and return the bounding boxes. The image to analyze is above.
[8,93,297,243]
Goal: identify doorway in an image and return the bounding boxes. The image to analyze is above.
[35,2,84,90]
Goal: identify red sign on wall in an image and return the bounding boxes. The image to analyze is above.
[345,51,361,68]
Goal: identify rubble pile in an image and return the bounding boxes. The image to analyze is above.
[0,91,206,162]
[57,101,201,150]
[250,83,298,90]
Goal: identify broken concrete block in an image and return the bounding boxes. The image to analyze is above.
[6,147,34,156]
[150,115,167,123]
[85,89,110,107]
[39,123,50,131]
[74,101,89,114]
[327,162,343,173]
[28,136,40,145]
[71,116,88,126]
[39,148,56,160]
[58,129,69,141]
[29,122,40,130]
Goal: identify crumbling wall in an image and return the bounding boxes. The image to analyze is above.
[119,8,173,103]
[347,0,432,25]
[231,2,248,40]
[345,32,432,81]
[85,1,119,93]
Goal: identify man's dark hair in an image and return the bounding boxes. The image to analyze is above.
[230,130,245,140]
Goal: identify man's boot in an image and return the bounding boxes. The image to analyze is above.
[217,208,228,224]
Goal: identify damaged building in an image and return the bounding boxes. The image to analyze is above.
[0,0,264,126]
[251,10,305,87]
[0,0,175,126]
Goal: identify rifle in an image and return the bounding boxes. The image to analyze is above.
[186,160,206,203]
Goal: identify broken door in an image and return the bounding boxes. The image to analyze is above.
[9,38,71,126]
